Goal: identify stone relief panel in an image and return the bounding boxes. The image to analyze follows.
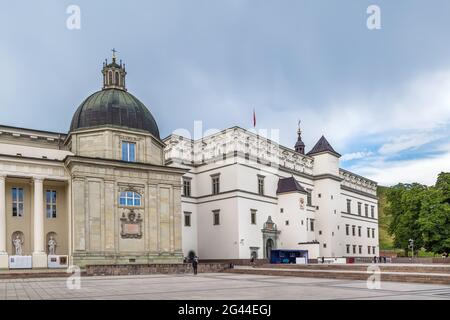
[120,209,143,239]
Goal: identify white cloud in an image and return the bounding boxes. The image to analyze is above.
[350,152,450,186]
[378,132,443,155]
[341,151,374,161]
[285,69,450,151]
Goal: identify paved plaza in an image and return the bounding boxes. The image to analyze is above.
[0,273,450,300]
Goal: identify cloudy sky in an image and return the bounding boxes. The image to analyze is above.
[1,0,450,186]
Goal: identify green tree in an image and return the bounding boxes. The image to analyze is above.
[435,172,450,204]
[385,183,427,254]
[418,174,450,254]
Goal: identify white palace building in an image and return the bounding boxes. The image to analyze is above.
[0,56,378,269]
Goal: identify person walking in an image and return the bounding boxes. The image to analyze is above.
[250,256,255,268]
[192,255,199,275]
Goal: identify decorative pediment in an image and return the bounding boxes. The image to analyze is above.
[118,184,145,195]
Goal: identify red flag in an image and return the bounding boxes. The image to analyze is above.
[253,108,256,128]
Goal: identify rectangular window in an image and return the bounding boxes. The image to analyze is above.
[357,202,362,215]
[183,178,191,197]
[307,190,312,206]
[250,210,257,225]
[285,220,289,226]
[358,245,362,254]
[352,245,356,254]
[371,206,375,218]
[358,226,361,237]
[122,141,136,162]
[12,187,24,217]
[345,224,349,236]
[367,227,370,238]
[184,212,191,227]
[365,204,368,217]
[46,190,57,218]
[346,245,350,254]
[372,228,375,238]
[346,199,351,213]
[211,175,220,195]
[310,219,315,232]
[257,175,265,196]
[352,225,355,236]
[372,246,376,254]
[213,210,220,225]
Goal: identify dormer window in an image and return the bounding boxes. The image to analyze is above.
[122,141,136,162]
[119,191,141,207]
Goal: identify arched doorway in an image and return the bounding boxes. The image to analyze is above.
[266,238,274,260]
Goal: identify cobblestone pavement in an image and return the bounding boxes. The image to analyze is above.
[0,273,449,300]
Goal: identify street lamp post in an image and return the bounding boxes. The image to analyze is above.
[408,239,414,262]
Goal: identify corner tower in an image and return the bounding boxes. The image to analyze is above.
[307,135,342,257]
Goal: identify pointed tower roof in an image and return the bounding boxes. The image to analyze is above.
[306,135,341,157]
[276,177,307,194]
[294,120,305,154]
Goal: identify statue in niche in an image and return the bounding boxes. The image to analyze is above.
[48,236,57,255]
[13,235,23,256]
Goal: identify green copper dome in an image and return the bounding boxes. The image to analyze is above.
[69,88,160,139]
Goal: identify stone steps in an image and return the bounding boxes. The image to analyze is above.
[225,266,450,285]
[259,263,450,274]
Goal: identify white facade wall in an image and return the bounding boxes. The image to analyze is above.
[164,127,379,261]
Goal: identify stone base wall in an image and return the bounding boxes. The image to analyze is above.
[73,253,184,268]
[85,263,230,276]
[391,257,450,264]
[199,259,268,266]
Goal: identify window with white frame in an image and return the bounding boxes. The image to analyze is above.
[119,191,141,206]
[46,190,57,218]
[184,212,191,227]
[122,141,136,162]
[250,209,257,225]
[211,174,220,195]
[307,189,312,206]
[12,187,24,217]
[257,175,265,196]
[213,210,220,225]
[183,178,191,197]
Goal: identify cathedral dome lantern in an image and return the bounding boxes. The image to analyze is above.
[102,49,127,91]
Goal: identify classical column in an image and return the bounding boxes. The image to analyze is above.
[32,177,47,268]
[0,175,8,269]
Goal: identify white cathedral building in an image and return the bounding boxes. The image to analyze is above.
[0,55,378,269]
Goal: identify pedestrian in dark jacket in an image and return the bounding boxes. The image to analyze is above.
[192,256,199,275]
